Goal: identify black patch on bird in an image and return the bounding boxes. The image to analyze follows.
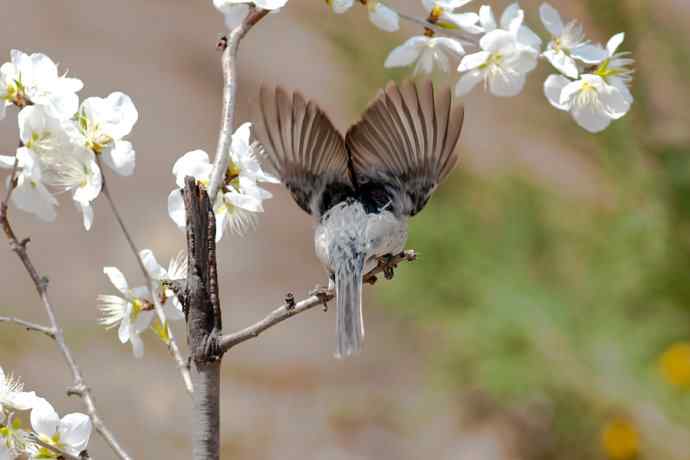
[357,181,396,214]
[318,181,355,216]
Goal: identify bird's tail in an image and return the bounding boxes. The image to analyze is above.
[334,250,366,358]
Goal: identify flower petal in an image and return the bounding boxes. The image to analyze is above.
[455,69,484,96]
[369,3,399,32]
[59,413,92,455]
[331,0,354,13]
[6,391,37,411]
[571,43,608,64]
[104,266,129,294]
[30,397,59,438]
[255,0,288,9]
[384,37,427,68]
[607,32,625,56]
[539,2,563,37]
[139,249,166,280]
[489,71,527,97]
[104,92,138,139]
[130,332,145,358]
[544,74,572,111]
[172,150,212,188]
[458,51,490,72]
[79,201,94,231]
[543,49,579,79]
[168,189,187,229]
[571,100,612,133]
[132,310,154,335]
[478,5,497,31]
[102,140,136,176]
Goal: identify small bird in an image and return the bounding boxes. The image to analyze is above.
[256,80,464,357]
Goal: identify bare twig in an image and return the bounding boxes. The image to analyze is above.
[97,164,194,395]
[0,316,55,338]
[219,250,417,352]
[395,9,477,46]
[207,6,270,201]
[1,159,132,460]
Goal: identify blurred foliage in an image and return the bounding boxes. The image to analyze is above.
[318,0,690,459]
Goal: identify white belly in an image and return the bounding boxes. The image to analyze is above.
[314,203,408,274]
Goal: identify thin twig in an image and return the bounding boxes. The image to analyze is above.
[219,250,417,352]
[1,157,133,460]
[97,163,194,395]
[0,316,55,338]
[207,6,270,202]
[396,9,477,46]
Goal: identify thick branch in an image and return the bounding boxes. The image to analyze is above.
[207,7,269,202]
[98,163,194,394]
[182,177,223,460]
[219,250,417,352]
[0,316,55,338]
[1,168,132,460]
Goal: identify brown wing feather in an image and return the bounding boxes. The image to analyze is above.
[257,86,353,217]
[346,80,464,216]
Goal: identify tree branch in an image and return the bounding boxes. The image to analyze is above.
[207,6,270,202]
[0,315,55,338]
[182,177,223,460]
[97,163,194,395]
[219,250,417,352]
[1,165,133,460]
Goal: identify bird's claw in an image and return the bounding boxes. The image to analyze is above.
[309,285,331,312]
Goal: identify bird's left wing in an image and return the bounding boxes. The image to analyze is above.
[256,86,354,218]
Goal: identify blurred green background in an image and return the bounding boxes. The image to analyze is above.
[2,1,690,459]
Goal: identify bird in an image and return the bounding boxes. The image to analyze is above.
[256,79,464,358]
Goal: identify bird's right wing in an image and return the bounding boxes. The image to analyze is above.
[345,80,464,216]
[256,87,354,217]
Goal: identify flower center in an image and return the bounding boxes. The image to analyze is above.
[225,163,241,190]
[429,5,443,22]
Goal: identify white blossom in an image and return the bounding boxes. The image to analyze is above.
[0,148,57,222]
[71,92,138,176]
[30,398,91,458]
[168,123,277,241]
[0,367,37,414]
[98,267,155,358]
[593,32,634,105]
[327,0,354,14]
[213,0,287,29]
[384,36,465,74]
[477,3,542,52]
[18,106,71,157]
[539,2,607,78]
[42,146,101,230]
[544,74,630,133]
[422,0,480,33]
[0,50,82,121]
[367,2,400,32]
[0,440,13,460]
[139,249,187,321]
[456,29,538,97]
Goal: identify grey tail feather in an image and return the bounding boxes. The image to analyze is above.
[334,252,366,358]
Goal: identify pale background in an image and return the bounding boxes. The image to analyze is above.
[1,1,690,459]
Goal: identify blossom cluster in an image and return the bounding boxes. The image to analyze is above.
[0,366,91,460]
[98,249,187,357]
[167,126,278,242]
[0,50,138,228]
[382,1,634,133]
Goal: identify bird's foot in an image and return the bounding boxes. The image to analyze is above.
[309,284,332,312]
[378,254,398,280]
